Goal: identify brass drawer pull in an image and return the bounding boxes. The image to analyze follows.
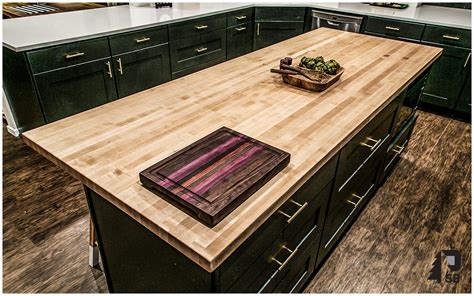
[278,200,308,224]
[65,52,85,59]
[257,23,260,36]
[360,137,381,151]
[135,37,151,43]
[235,26,247,32]
[385,26,400,31]
[105,61,113,78]
[271,245,297,271]
[117,58,123,75]
[464,52,471,68]
[195,47,208,53]
[195,25,208,30]
[236,15,247,20]
[443,35,460,41]
[347,184,375,208]
[392,144,405,154]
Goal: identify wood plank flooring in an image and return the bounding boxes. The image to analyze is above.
[2,110,471,293]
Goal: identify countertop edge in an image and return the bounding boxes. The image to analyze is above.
[3,3,471,52]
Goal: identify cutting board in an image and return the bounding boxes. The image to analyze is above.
[139,127,290,227]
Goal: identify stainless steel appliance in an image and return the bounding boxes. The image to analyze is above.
[311,10,364,33]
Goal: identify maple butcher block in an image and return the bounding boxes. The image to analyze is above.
[22,28,442,292]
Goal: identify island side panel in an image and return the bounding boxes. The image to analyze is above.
[85,187,214,293]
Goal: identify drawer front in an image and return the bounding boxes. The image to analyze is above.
[334,100,399,192]
[220,154,337,292]
[169,29,226,78]
[227,8,254,27]
[381,114,417,179]
[109,26,168,55]
[254,7,306,21]
[318,154,381,266]
[113,44,171,98]
[27,37,110,74]
[226,22,253,60]
[168,14,226,41]
[422,25,471,48]
[364,17,425,41]
[258,225,319,293]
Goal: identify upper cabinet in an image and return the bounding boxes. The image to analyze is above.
[253,7,306,50]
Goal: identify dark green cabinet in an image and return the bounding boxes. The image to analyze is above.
[455,68,471,114]
[112,44,171,98]
[420,45,470,109]
[364,17,425,42]
[34,57,117,123]
[253,21,304,50]
[226,22,253,60]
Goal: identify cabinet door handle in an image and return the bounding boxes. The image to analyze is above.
[105,61,113,78]
[236,15,247,20]
[135,37,151,43]
[257,23,260,36]
[360,137,381,151]
[195,47,208,53]
[65,52,85,59]
[347,184,375,208]
[464,52,471,68]
[117,58,123,75]
[235,26,247,32]
[195,25,208,30]
[271,245,297,271]
[385,26,400,31]
[278,200,308,224]
[443,34,460,41]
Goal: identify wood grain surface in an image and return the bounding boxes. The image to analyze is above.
[139,127,290,227]
[22,28,442,272]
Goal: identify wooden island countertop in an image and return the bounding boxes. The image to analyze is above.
[22,28,442,272]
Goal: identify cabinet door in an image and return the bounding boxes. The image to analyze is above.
[113,44,171,98]
[226,22,253,60]
[253,21,304,50]
[454,59,471,114]
[420,45,470,108]
[34,57,117,123]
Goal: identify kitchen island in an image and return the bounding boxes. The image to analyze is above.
[22,28,442,292]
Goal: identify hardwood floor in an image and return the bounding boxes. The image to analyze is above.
[2,111,471,293]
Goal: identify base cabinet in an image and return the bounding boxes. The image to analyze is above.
[226,23,253,60]
[254,21,304,50]
[112,44,171,98]
[34,58,117,123]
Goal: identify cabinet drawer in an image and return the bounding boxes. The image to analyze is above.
[381,114,417,179]
[364,17,425,41]
[422,25,471,48]
[255,7,306,21]
[227,8,254,27]
[226,22,253,60]
[334,100,399,193]
[109,26,168,55]
[220,154,337,292]
[27,37,110,74]
[168,14,226,41]
[170,29,226,78]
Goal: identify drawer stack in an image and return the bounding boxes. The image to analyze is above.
[169,14,227,79]
[318,99,400,265]
[219,154,338,293]
[226,8,254,60]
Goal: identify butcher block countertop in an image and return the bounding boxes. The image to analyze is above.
[22,28,442,272]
